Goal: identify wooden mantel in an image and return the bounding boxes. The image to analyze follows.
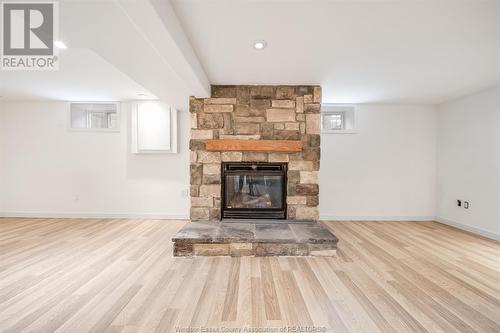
[205,139,303,153]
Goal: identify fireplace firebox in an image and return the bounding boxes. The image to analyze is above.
[221,162,287,219]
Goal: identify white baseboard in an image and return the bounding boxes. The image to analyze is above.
[320,215,436,221]
[436,217,500,242]
[0,212,189,220]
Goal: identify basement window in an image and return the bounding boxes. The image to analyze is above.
[70,102,120,131]
[321,104,357,134]
[323,112,345,130]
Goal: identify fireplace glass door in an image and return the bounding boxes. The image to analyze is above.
[222,163,287,219]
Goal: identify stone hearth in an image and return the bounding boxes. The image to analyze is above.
[173,222,338,257]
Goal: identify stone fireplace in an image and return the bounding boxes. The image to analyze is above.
[189,85,321,221]
[173,85,337,256]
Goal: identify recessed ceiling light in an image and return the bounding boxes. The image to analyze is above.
[253,40,267,50]
[54,41,67,49]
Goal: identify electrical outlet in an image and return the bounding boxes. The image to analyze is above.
[464,201,470,209]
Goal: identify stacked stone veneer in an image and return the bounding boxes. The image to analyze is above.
[190,85,321,221]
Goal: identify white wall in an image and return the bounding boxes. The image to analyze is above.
[0,101,189,218]
[320,104,437,220]
[437,86,500,240]
[1,101,439,221]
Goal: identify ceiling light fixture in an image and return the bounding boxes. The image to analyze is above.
[54,41,67,49]
[253,40,267,50]
[137,93,148,99]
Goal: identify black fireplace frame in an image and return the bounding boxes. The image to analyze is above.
[221,162,287,219]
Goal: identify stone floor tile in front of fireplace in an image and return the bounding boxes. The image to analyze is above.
[254,223,295,241]
[172,221,338,257]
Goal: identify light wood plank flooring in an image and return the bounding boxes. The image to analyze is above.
[1,218,499,332]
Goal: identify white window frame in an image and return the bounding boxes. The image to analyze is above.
[68,102,121,132]
[321,104,357,134]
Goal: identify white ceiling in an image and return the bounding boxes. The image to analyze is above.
[171,0,500,104]
[1,0,499,106]
[0,49,154,101]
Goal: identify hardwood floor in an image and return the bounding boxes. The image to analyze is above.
[1,218,499,333]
